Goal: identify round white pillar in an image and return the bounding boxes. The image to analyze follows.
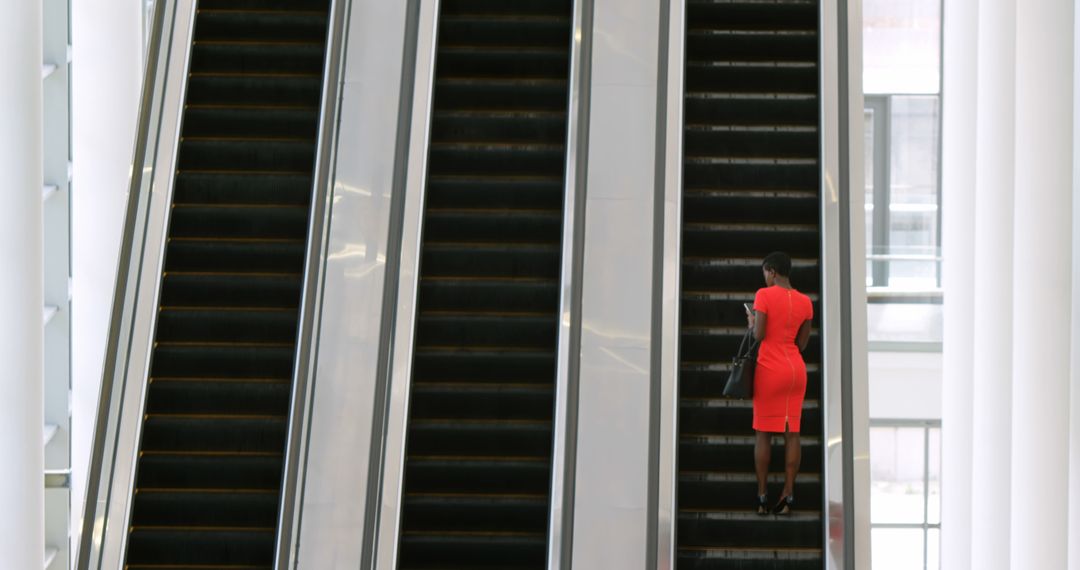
[0,1,45,568]
[940,0,978,567]
[1070,5,1080,566]
[969,0,1016,567]
[1010,1,1074,567]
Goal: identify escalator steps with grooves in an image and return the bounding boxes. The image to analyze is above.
[124,2,329,568]
[397,1,573,568]
[677,1,823,569]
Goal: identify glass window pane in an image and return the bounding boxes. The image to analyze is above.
[927,427,941,524]
[863,0,941,94]
[927,528,940,570]
[867,302,943,344]
[865,107,876,287]
[871,426,926,523]
[872,528,925,570]
[888,96,940,290]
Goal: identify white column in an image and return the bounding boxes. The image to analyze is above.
[1071,7,1080,568]
[969,0,1015,567]
[939,0,978,567]
[1010,1,1074,568]
[0,1,45,568]
[70,0,143,545]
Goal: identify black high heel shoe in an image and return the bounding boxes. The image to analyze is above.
[756,494,769,516]
[772,495,794,516]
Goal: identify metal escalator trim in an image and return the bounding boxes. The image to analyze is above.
[546,1,593,568]
[76,0,199,568]
[654,0,687,569]
[371,2,442,569]
[271,0,351,565]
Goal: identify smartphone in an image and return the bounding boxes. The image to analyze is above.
[743,302,754,315]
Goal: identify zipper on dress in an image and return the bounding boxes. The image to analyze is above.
[783,289,796,430]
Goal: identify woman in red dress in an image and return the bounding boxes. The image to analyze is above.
[747,251,813,515]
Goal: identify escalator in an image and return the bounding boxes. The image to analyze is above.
[396,0,573,567]
[676,1,823,569]
[124,1,330,567]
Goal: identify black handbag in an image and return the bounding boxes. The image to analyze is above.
[723,327,759,399]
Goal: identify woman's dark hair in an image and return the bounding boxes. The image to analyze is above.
[762,251,792,277]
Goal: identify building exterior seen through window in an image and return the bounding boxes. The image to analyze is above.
[870,422,942,570]
[864,1,944,568]
[863,0,942,346]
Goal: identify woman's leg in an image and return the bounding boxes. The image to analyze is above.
[755,430,772,496]
[782,430,801,498]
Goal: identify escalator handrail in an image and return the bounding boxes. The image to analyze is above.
[271,0,352,565]
[74,0,184,567]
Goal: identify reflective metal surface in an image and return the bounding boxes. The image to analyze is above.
[273,0,351,566]
[546,0,592,566]
[371,2,441,568]
[74,0,197,567]
[291,0,416,567]
[654,0,684,568]
[820,0,870,567]
[569,0,663,567]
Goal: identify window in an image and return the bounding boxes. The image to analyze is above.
[864,0,943,346]
[870,421,941,570]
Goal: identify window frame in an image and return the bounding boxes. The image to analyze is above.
[869,419,942,570]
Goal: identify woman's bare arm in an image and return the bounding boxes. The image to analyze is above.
[796,319,812,351]
[752,311,767,342]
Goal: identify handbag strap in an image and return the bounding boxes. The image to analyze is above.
[737,327,758,358]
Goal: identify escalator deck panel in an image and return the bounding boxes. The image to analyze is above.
[124,2,330,567]
[397,1,573,568]
[677,0,823,568]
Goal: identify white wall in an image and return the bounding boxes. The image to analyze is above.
[868,351,942,420]
[70,0,143,554]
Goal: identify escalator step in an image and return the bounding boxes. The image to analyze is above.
[146,378,291,415]
[419,244,561,279]
[126,529,275,566]
[155,308,299,343]
[679,510,822,548]
[410,382,555,420]
[186,74,322,106]
[183,107,320,140]
[178,139,317,173]
[191,41,326,74]
[426,175,564,209]
[678,548,823,570]
[136,453,284,490]
[140,415,288,453]
[407,420,553,457]
[163,240,305,273]
[398,533,547,567]
[415,313,558,348]
[419,279,559,313]
[195,10,329,42]
[413,348,557,383]
[160,273,303,308]
[403,494,549,533]
[406,457,551,496]
[131,490,279,527]
[150,345,295,378]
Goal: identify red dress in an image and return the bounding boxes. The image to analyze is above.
[752,285,813,433]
